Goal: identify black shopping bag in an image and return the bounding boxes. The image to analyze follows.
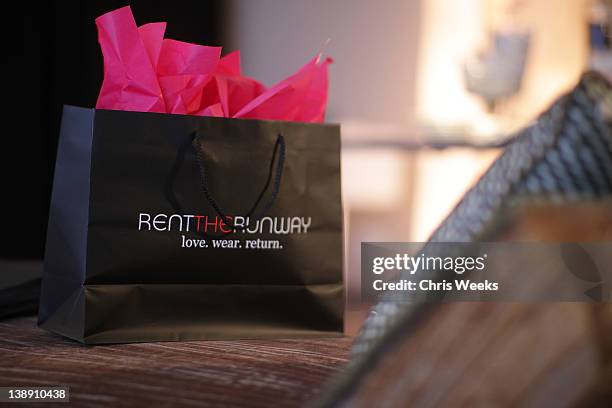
[39,106,344,344]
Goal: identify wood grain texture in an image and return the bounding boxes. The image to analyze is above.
[0,317,351,407]
[346,303,601,408]
[314,202,612,407]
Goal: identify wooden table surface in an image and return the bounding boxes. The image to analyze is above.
[0,317,352,407]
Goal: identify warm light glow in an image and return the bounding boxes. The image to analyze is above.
[416,0,488,127]
[410,149,500,241]
[415,0,588,134]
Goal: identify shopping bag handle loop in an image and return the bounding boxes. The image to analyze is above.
[191,132,286,234]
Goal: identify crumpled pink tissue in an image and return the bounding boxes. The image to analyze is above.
[95,6,330,123]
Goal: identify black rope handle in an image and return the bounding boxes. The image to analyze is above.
[191,131,286,237]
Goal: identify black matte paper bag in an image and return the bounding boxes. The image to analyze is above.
[38,106,344,344]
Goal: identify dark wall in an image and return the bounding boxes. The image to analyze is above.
[2,2,222,259]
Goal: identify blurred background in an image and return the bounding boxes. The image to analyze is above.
[4,0,612,328]
[227,0,611,329]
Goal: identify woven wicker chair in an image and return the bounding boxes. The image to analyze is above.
[314,72,612,407]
